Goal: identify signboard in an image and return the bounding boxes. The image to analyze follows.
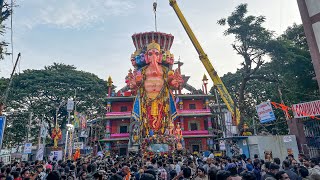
[79,130,88,138]
[21,154,28,161]
[36,144,44,160]
[73,142,84,149]
[67,99,74,112]
[219,140,226,150]
[148,144,169,152]
[256,101,276,123]
[283,136,292,143]
[242,140,247,146]
[40,122,48,138]
[49,151,63,161]
[80,114,87,129]
[23,143,32,154]
[97,151,103,157]
[292,100,320,118]
[0,116,6,148]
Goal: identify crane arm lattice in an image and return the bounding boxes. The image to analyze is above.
[169,0,240,124]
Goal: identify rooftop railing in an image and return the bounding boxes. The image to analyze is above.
[105,111,131,116]
[177,109,211,113]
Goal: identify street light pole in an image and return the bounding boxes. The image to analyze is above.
[26,112,33,143]
[64,99,74,161]
[213,87,226,138]
[64,128,69,161]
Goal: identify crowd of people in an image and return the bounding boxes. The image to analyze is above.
[0,150,319,180]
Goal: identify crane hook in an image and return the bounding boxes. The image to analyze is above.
[153,0,158,32]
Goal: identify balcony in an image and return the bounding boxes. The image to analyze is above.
[105,111,131,119]
[100,133,130,142]
[177,109,212,116]
[106,96,135,102]
[177,94,215,99]
[182,130,214,138]
[110,133,129,138]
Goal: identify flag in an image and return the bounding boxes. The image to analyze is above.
[80,114,87,129]
[132,92,141,121]
[74,112,80,129]
[40,122,48,138]
[169,92,177,121]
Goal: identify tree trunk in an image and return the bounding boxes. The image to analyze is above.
[238,78,247,131]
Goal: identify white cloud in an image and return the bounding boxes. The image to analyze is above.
[16,0,135,29]
[2,0,303,91]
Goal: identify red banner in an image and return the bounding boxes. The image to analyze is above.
[292,100,320,119]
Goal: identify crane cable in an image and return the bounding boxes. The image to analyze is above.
[1,53,21,106]
[10,0,13,65]
[153,0,158,32]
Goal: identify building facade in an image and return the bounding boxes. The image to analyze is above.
[89,31,233,155]
[100,92,224,155]
[297,0,320,89]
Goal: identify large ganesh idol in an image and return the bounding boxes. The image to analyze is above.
[127,32,184,140]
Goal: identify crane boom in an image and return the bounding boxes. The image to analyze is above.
[169,0,240,124]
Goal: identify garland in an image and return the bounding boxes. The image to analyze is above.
[140,66,171,135]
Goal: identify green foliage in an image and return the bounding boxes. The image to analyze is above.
[217,4,271,51]
[269,24,319,104]
[0,2,13,61]
[221,23,319,135]
[3,113,30,148]
[218,3,274,128]
[3,63,108,147]
[0,77,8,92]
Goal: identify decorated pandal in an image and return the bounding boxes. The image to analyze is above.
[126,32,184,156]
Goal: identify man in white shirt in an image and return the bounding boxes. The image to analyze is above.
[174,160,181,174]
[209,149,214,159]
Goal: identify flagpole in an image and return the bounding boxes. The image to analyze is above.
[38,119,42,148]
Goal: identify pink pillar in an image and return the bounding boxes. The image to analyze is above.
[205,98,209,110]
[105,120,111,138]
[207,117,212,130]
[106,102,111,113]
[179,100,183,110]
[180,117,184,130]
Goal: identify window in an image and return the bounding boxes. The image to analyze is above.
[189,104,196,109]
[190,123,198,131]
[119,125,128,133]
[119,148,127,156]
[120,106,128,112]
[204,119,208,130]
[192,145,200,152]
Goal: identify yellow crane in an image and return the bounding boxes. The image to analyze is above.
[169,0,241,124]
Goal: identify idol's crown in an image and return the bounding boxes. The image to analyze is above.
[147,40,160,51]
[132,32,174,51]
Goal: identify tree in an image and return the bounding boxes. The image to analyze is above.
[0,77,8,95]
[3,112,30,148]
[0,77,8,114]
[268,24,319,104]
[0,1,12,61]
[3,63,108,146]
[217,4,274,128]
[221,24,319,135]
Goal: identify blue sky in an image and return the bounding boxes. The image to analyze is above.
[0,0,301,91]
